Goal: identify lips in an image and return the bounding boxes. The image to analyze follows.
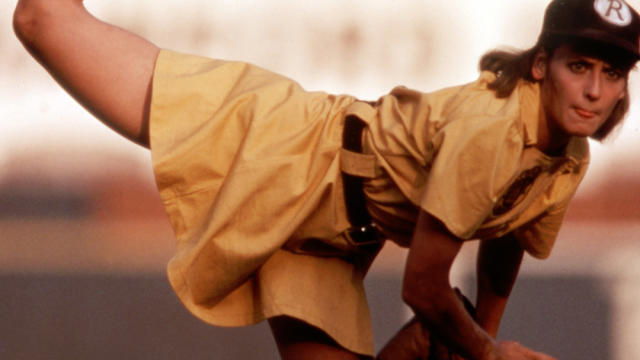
[574,107,597,118]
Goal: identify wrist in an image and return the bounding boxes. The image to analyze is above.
[478,338,499,360]
[477,319,500,338]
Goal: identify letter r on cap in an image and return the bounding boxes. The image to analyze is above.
[606,0,625,21]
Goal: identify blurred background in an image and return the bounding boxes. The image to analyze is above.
[2,0,640,359]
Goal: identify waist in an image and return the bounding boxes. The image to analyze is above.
[341,115,385,249]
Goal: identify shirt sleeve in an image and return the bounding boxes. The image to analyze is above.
[420,111,524,240]
[511,155,589,259]
[512,198,570,259]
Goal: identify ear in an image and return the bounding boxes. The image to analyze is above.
[531,49,547,81]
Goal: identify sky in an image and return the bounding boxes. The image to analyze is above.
[2,0,640,189]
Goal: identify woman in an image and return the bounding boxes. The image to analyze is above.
[12,0,640,359]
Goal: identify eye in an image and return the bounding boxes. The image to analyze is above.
[568,61,588,73]
[604,68,623,81]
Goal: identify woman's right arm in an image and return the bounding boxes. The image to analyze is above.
[402,210,556,360]
[13,0,159,147]
[402,211,496,359]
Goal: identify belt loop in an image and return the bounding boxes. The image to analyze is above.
[342,115,384,248]
[343,115,367,153]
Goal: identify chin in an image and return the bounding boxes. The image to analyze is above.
[562,119,605,138]
[562,127,592,137]
[568,128,600,138]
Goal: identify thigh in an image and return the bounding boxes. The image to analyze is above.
[268,316,370,360]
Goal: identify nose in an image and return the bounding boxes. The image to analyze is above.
[584,71,602,101]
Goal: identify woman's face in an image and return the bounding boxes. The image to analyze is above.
[532,45,628,141]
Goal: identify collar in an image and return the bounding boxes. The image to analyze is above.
[518,79,541,147]
[517,79,589,165]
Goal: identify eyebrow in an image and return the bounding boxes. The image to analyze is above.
[566,47,635,71]
[565,53,627,72]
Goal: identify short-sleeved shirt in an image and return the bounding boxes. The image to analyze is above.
[347,71,589,258]
[149,50,588,356]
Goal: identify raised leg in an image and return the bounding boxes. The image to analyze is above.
[13,0,159,147]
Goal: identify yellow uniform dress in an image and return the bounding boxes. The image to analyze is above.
[149,50,589,356]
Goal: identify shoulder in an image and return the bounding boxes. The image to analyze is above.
[429,72,530,148]
[440,71,519,119]
[373,71,509,130]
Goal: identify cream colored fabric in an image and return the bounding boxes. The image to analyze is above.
[149,50,588,356]
[149,50,376,354]
[351,72,589,257]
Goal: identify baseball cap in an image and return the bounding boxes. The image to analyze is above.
[541,0,640,59]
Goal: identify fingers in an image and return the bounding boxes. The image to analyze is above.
[496,341,557,360]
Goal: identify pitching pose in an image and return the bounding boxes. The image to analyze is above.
[13,0,639,359]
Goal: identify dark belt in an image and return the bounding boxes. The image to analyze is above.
[342,115,383,247]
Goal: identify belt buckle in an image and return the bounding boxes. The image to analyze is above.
[344,223,382,247]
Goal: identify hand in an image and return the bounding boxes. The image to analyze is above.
[428,336,454,360]
[377,317,431,360]
[378,289,479,360]
[491,341,556,360]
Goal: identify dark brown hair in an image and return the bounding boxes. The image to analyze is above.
[479,35,636,141]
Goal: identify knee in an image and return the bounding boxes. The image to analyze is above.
[13,0,74,47]
[13,1,36,38]
[13,0,46,46]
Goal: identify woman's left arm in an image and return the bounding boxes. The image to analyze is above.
[475,234,525,338]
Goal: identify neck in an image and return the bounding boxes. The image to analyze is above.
[535,106,570,156]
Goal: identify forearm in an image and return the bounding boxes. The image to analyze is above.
[475,291,508,338]
[475,235,524,337]
[402,213,497,360]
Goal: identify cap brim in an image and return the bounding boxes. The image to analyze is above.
[545,29,640,60]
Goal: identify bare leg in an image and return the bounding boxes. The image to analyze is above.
[268,316,370,360]
[13,0,159,147]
